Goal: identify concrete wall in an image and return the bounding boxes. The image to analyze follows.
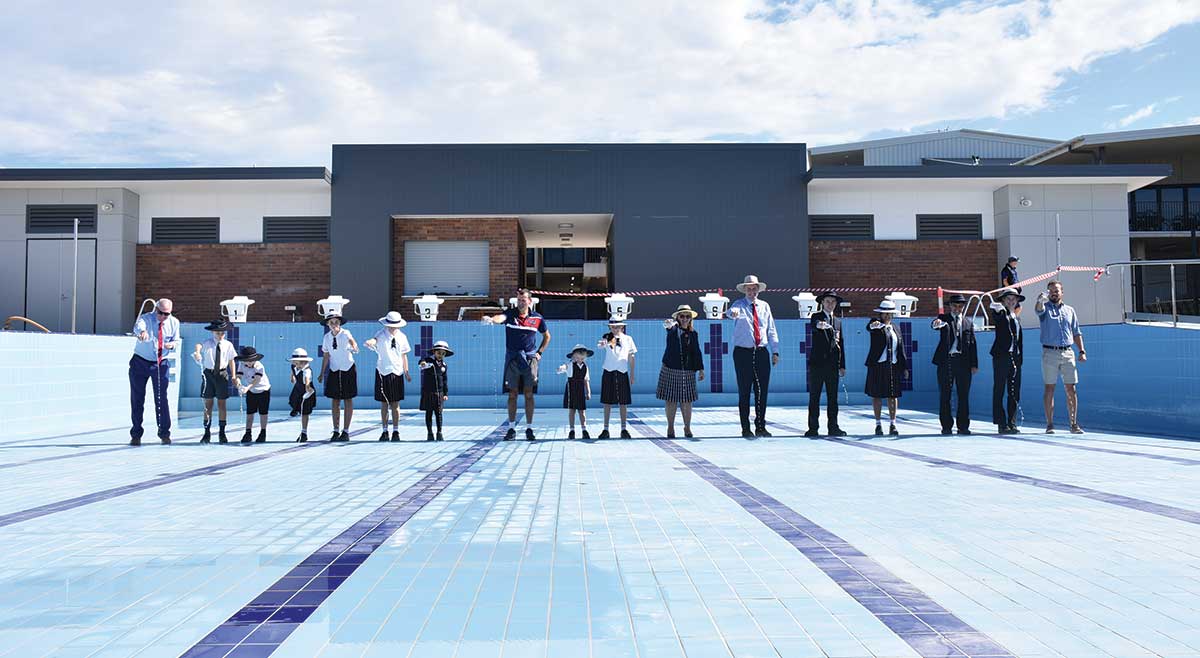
[993,183,1130,326]
[808,180,996,239]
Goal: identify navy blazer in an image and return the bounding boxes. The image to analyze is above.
[864,323,909,371]
[989,307,1023,362]
[807,311,846,369]
[661,327,704,371]
[931,313,979,369]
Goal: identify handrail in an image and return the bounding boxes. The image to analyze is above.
[3,316,52,333]
[1103,259,1200,327]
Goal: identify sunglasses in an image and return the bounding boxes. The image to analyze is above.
[156,310,171,316]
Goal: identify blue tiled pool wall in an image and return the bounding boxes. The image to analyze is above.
[173,320,1200,437]
[0,332,179,444]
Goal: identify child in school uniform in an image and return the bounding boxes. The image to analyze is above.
[559,345,593,439]
[364,311,412,442]
[597,317,636,439]
[319,314,358,442]
[418,340,452,441]
[288,348,317,442]
[234,345,270,443]
[193,318,237,443]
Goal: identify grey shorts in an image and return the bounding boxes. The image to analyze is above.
[1041,347,1078,385]
[503,357,538,393]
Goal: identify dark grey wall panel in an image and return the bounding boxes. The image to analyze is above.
[331,144,809,319]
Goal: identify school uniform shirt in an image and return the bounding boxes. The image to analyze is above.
[728,298,780,353]
[237,361,271,393]
[132,312,181,363]
[293,366,315,399]
[601,334,637,373]
[865,323,908,369]
[197,337,236,371]
[372,329,411,376]
[322,329,356,372]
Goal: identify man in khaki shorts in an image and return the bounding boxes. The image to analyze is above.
[1035,281,1087,434]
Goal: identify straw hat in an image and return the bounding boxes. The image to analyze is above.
[378,311,407,328]
[287,348,313,363]
[672,304,699,319]
[736,274,767,293]
[430,340,454,357]
[607,315,627,326]
[234,345,264,362]
[873,300,898,314]
[203,318,232,332]
[566,344,595,359]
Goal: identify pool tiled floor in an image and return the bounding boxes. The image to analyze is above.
[2,407,1199,657]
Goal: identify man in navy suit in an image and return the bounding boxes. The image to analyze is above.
[931,293,978,435]
[988,288,1024,434]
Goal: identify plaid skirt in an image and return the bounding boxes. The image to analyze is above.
[656,366,698,403]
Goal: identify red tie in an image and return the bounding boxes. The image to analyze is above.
[156,321,164,364]
[751,303,762,346]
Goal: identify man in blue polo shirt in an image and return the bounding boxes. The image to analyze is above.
[129,298,181,445]
[1035,281,1087,434]
[484,289,551,441]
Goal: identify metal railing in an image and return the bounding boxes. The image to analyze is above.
[1129,201,1200,232]
[1104,259,1200,327]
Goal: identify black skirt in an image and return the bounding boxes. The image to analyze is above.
[601,370,632,405]
[563,378,589,410]
[419,391,445,412]
[374,372,406,402]
[865,362,904,399]
[289,385,316,416]
[324,365,358,400]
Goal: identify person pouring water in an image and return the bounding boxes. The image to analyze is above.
[727,275,780,438]
[129,298,180,446]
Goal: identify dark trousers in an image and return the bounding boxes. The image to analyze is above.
[129,355,171,439]
[992,355,1022,427]
[733,346,771,430]
[937,355,972,432]
[807,363,840,432]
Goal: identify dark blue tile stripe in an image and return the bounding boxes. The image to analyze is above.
[181,423,508,658]
[627,414,1012,658]
[0,423,378,529]
[771,421,1200,527]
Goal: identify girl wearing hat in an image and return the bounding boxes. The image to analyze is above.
[193,319,237,443]
[597,317,636,439]
[657,305,705,438]
[287,348,317,442]
[559,345,593,439]
[988,288,1025,433]
[865,300,909,436]
[319,315,359,442]
[364,311,413,442]
[234,345,271,443]
[418,341,452,441]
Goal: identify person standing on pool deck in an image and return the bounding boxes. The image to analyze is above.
[728,275,780,438]
[1035,281,1086,434]
[658,305,705,439]
[363,311,413,442]
[193,318,236,444]
[805,291,847,438]
[234,345,270,444]
[319,313,359,442]
[865,299,909,436]
[988,288,1025,434]
[597,316,636,439]
[129,298,180,446]
[418,340,452,441]
[931,293,979,436]
[287,348,317,442]
[560,344,593,439]
[483,289,551,441]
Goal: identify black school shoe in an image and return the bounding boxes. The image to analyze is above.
[828,428,848,437]
[129,437,141,446]
[756,427,773,438]
[874,424,884,436]
[379,431,390,442]
[742,429,755,438]
[504,428,516,441]
[684,429,694,438]
[436,432,444,441]
[241,430,253,444]
[958,429,972,436]
[582,429,590,439]
[889,424,899,436]
[427,432,435,441]
[598,429,610,439]
[330,430,341,442]
[568,430,576,440]
[391,430,400,442]
[218,431,228,444]
[1008,425,1021,434]
[160,437,171,445]
[804,429,820,437]
[620,429,632,439]
[200,428,211,444]
[340,431,350,442]
[256,430,266,443]
[526,428,536,441]
[296,432,308,443]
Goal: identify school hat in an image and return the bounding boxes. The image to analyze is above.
[607,314,627,326]
[235,345,264,362]
[321,314,344,325]
[566,344,595,359]
[673,304,699,319]
[735,274,767,293]
[204,318,231,332]
[378,311,407,328]
[815,290,844,305]
[947,293,968,304]
[430,340,454,357]
[873,299,898,314]
[287,348,314,363]
[996,288,1025,302]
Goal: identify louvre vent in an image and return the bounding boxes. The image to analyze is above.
[263,216,330,243]
[26,205,98,234]
[151,217,220,244]
[916,214,983,240]
[810,215,874,240]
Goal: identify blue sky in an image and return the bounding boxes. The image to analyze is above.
[1,0,1198,167]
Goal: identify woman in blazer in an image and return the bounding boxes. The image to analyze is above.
[657,305,706,438]
[864,299,909,436]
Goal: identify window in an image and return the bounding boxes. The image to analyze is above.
[404,241,489,296]
[26,205,98,234]
[526,248,536,268]
[809,215,874,240]
[263,216,330,242]
[1128,185,1200,231]
[152,217,220,244]
[916,214,982,240]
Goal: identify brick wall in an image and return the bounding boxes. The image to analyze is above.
[136,243,330,322]
[809,240,998,316]
[391,217,524,321]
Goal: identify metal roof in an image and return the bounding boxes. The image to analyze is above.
[1013,124,1200,165]
[807,163,1172,181]
[0,167,331,183]
[809,129,1060,155]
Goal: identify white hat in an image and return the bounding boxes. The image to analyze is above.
[379,310,407,328]
[607,315,627,326]
[430,340,454,357]
[287,348,314,362]
[873,299,898,314]
[736,274,767,293]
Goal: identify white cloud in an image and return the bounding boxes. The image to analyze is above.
[1,0,1198,165]
[1108,95,1183,129]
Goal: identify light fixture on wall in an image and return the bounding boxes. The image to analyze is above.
[100,201,115,212]
[1019,196,1032,207]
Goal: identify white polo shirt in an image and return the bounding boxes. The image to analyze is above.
[601,334,637,373]
[237,361,271,393]
[322,328,356,372]
[197,338,236,371]
[371,328,412,376]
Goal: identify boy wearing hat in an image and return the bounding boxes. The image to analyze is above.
[559,345,593,439]
[418,341,452,441]
[727,275,780,438]
[193,319,237,443]
[364,311,413,442]
[806,291,847,437]
[319,314,359,442]
[597,316,636,439]
[234,345,271,443]
[931,293,979,435]
[989,288,1025,434]
[287,348,317,442]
